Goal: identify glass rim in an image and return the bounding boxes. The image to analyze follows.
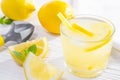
[60,14,115,43]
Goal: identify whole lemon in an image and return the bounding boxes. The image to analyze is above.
[1,0,35,20]
[38,0,74,34]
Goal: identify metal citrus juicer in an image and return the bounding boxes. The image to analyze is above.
[0,21,34,47]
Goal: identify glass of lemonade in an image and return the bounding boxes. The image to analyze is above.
[60,15,115,78]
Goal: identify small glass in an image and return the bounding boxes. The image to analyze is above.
[60,15,115,78]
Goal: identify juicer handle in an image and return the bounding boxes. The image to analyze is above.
[0,35,5,47]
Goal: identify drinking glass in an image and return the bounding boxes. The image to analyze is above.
[60,15,115,78]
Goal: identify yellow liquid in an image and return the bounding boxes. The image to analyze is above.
[61,17,113,78]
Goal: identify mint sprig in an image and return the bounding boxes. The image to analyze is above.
[28,44,37,54]
[12,44,37,60]
[13,51,25,60]
[0,16,13,25]
[24,49,29,56]
[24,44,37,56]
[0,16,5,24]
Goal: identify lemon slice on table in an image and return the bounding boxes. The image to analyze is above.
[24,52,64,80]
[8,37,48,65]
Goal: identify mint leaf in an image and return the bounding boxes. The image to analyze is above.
[28,44,37,54]
[12,45,37,61]
[24,49,29,56]
[23,44,37,56]
[0,16,6,24]
[0,16,13,25]
[1,16,6,20]
[4,19,13,24]
[13,51,25,60]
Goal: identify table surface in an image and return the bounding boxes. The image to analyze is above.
[0,0,120,80]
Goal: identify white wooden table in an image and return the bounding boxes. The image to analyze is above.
[0,0,120,80]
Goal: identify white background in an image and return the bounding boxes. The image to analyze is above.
[0,0,120,80]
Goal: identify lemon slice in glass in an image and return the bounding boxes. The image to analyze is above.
[57,12,93,37]
[86,22,113,52]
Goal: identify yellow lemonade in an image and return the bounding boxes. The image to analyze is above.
[60,16,114,78]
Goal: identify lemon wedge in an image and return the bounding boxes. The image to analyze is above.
[8,37,48,65]
[0,35,4,47]
[23,52,64,80]
[57,12,93,37]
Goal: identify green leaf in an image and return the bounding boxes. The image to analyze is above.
[28,44,37,54]
[13,51,25,60]
[0,16,13,25]
[4,19,13,24]
[24,49,29,56]
[23,44,37,57]
[0,16,6,24]
[1,16,6,20]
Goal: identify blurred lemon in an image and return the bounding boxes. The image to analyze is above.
[38,0,74,34]
[1,0,35,20]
